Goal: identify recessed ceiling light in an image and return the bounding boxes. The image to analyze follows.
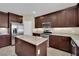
[33,11,36,14]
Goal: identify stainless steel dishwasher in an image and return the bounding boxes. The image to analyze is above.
[71,40,77,56]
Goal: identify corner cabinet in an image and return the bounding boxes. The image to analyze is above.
[49,35,71,53]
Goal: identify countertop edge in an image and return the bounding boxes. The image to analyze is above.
[15,35,48,46]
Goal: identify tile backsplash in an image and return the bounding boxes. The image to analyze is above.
[0,28,9,35]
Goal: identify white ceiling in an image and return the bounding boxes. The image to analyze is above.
[0,3,77,17]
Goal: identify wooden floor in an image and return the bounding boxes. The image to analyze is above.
[0,46,71,56]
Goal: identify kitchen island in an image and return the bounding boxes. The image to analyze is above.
[15,35,48,56]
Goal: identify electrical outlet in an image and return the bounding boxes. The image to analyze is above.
[37,49,40,55]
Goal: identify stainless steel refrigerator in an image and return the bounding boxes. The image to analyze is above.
[10,22,24,45]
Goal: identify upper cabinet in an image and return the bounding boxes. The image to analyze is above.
[64,7,77,27]
[35,6,78,28]
[0,12,23,28]
[0,12,8,28]
[56,7,77,27]
[8,12,23,23]
[35,16,47,28]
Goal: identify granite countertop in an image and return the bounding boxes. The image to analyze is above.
[51,33,79,47]
[33,27,79,47]
[16,35,48,46]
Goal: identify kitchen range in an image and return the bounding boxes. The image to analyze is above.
[41,22,52,38]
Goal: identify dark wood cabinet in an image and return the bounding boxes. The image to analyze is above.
[49,35,71,53]
[0,35,11,48]
[35,6,78,28]
[15,37,47,56]
[0,12,23,28]
[8,12,23,23]
[55,7,77,27]
[35,18,42,28]
[35,16,47,28]
[64,7,77,27]
[0,12,8,28]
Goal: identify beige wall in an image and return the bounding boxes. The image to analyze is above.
[23,15,35,35]
[23,15,35,29]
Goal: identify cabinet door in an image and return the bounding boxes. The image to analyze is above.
[0,35,11,48]
[35,18,41,28]
[64,7,77,27]
[49,35,60,49]
[35,16,46,28]
[9,13,17,22]
[16,16,23,23]
[9,13,23,23]
[59,36,71,52]
[46,13,58,27]
[49,35,71,53]
[0,12,8,28]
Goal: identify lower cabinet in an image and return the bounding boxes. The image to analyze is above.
[0,35,11,48]
[49,35,71,53]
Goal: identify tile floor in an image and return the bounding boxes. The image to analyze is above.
[0,46,71,56]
